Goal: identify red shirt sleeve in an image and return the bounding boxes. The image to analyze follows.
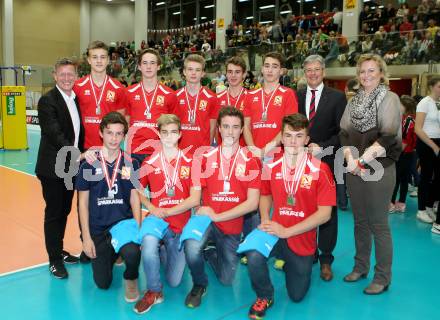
[166,91,178,114]
[247,158,262,189]
[116,86,128,112]
[284,88,298,116]
[243,94,252,118]
[260,164,272,195]
[317,162,336,207]
[209,95,218,120]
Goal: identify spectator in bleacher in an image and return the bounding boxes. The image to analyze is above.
[332,7,343,33]
[399,16,414,35]
[417,0,430,23]
[383,3,396,22]
[270,20,284,43]
[362,35,373,53]
[427,19,440,38]
[417,31,433,62]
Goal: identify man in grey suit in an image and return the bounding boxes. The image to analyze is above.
[297,55,347,281]
[36,58,85,279]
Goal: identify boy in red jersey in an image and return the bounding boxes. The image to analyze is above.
[183,107,261,308]
[74,40,127,150]
[215,56,248,146]
[125,49,177,164]
[134,114,201,314]
[174,54,217,153]
[243,52,298,158]
[246,113,335,319]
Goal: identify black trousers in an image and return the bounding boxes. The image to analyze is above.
[391,152,413,203]
[317,205,338,265]
[91,232,140,289]
[38,175,74,263]
[416,138,440,216]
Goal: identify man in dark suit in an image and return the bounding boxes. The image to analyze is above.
[36,58,85,279]
[297,55,347,281]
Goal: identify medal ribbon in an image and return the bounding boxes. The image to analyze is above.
[90,75,108,114]
[227,87,244,109]
[220,146,241,182]
[160,150,182,193]
[141,82,159,118]
[282,152,308,197]
[100,150,122,192]
[184,87,200,123]
[261,84,279,118]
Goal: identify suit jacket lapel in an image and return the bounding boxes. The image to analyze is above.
[299,89,307,115]
[54,87,75,135]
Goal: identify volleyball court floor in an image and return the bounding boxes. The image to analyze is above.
[0,129,437,319]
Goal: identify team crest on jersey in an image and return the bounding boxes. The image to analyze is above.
[275,172,282,179]
[156,95,165,106]
[154,167,162,174]
[95,168,103,175]
[84,89,91,96]
[135,94,141,101]
[300,174,313,189]
[180,99,185,105]
[106,90,115,102]
[274,96,283,106]
[121,166,131,179]
[239,102,245,111]
[235,164,246,177]
[220,101,226,106]
[180,166,190,179]
[253,96,259,102]
[199,100,207,111]
[211,162,218,169]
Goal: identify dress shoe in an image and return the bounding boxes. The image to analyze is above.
[320,264,333,281]
[363,282,389,295]
[343,271,367,282]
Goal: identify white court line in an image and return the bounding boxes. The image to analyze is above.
[0,262,48,278]
[0,164,36,177]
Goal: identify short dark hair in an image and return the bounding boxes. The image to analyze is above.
[282,113,309,133]
[263,52,286,68]
[87,40,109,56]
[217,106,244,128]
[400,95,417,115]
[99,112,128,134]
[137,48,162,66]
[225,56,247,73]
[54,58,77,72]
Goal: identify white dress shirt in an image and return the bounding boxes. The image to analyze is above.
[56,85,80,148]
[305,82,324,120]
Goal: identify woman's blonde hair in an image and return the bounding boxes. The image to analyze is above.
[356,53,389,86]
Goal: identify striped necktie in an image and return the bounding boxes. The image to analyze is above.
[309,89,317,124]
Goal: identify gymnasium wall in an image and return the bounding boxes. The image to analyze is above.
[13,0,80,65]
[90,2,135,46]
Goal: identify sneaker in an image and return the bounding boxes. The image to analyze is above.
[62,250,79,264]
[115,256,124,266]
[394,202,406,213]
[427,207,437,221]
[388,203,395,213]
[49,261,68,279]
[240,256,248,265]
[431,223,440,235]
[185,285,207,308]
[248,298,273,319]
[125,279,140,303]
[79,251,91,264]
[273,259,285,270]
[417,210,434,224]
[133,290,164,314]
